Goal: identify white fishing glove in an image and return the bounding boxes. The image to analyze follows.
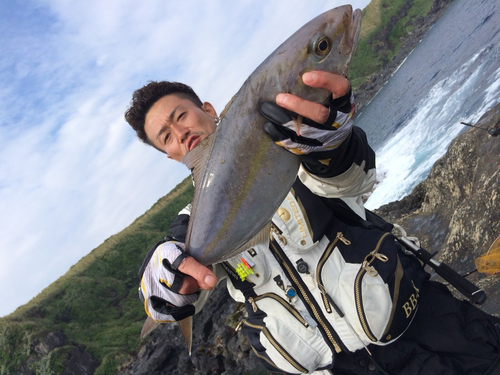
[260,88,355,155]
[138,240,199,322]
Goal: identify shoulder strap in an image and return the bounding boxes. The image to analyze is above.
[320,195,394,232]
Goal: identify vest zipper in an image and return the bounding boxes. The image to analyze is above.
[316,232,351,312]
[249,293,310,327]
[269,224,345,354]
[354,232,391,342]
[242,320,309,373]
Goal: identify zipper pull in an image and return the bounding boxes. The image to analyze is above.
[299,310,317,328]
[273,275,285,291]
[235,320,244,332]
[248,297,258,313]
[373,252,389,262]
[325,292,345,318]
[361,259,379,277]
[271,227,287,245]
[337,232,351,245]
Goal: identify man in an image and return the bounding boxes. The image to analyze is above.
[126,72,500,374]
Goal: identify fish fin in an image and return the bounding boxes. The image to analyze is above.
[294,115,303,136]
[219,94,235,121]
[338,7,362,74]
[140,316,161,340]
[181,131,215,175]
[219,221,273,262]
[179,316,193,356]
[244,221,273,249]
[181,132,216,254]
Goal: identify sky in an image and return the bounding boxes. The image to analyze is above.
[0,0,372,317]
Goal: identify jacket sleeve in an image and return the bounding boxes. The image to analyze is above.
[168,204,191,242]
[297,92,376,219]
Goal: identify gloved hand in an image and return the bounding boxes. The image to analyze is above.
[260,87,354,155]
[138,240,200,322]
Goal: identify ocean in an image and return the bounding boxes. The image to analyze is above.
[356,0,500,210]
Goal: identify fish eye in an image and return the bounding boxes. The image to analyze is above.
[314,37,331,56]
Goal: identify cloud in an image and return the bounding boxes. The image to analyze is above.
[0,0,370,316]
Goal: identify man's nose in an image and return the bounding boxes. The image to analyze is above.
[170,123,189,142]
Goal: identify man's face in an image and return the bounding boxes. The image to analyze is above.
[144,94,217,161]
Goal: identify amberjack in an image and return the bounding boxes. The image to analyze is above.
[159,5,362,354]
[183,5,362,266]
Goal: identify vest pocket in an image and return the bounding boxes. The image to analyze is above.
[335,262,392,346]
[242,294,327,374]
[319,232,423,350]
[317,232,395,349]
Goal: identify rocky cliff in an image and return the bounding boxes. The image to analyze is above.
[375,102,500,315]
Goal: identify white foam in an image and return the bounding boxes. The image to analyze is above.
[365,49,500,210]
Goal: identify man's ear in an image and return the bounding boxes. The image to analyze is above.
[201,102,217,118]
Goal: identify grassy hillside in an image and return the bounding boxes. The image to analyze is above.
[349,0,434,90]
[0,178,194,375]
[0,0,441,373]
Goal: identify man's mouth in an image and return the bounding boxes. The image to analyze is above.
[187,135,201,151]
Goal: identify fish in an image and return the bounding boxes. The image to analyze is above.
[183,5,362,266]
[170,5,362,354]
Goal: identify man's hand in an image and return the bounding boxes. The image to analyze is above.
[276,71,351,122]
[177,255,217,293]
[261,71,354,155]
[139,241,217,322]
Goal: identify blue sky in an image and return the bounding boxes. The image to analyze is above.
[0,0,371,317]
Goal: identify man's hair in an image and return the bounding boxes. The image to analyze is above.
[124,81,203,144]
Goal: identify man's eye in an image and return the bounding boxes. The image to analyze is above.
[177,112,186,121]
[164,133,170,143]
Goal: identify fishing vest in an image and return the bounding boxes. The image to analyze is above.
[222,179,427,374]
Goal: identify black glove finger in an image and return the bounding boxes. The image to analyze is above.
[161,244,188,276]
[263,122,323,147]
[260,101,293,124]
[261,100,337,132]
[158,265,184,293]
[158,244,189,293]
[302,87,353,129]
[329,87,353,113]
[301,109,338,131]
[150,296,195,321]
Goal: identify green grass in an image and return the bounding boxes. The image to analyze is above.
[348,0,435,90]
[0,177,194,374]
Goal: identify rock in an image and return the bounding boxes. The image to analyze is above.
[28,331,99,375]
[375,101,500,316]
[34,331,67,355]
[118,280,268,375]
[60,346,99,375]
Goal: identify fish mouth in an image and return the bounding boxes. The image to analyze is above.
[337,6,363,56]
